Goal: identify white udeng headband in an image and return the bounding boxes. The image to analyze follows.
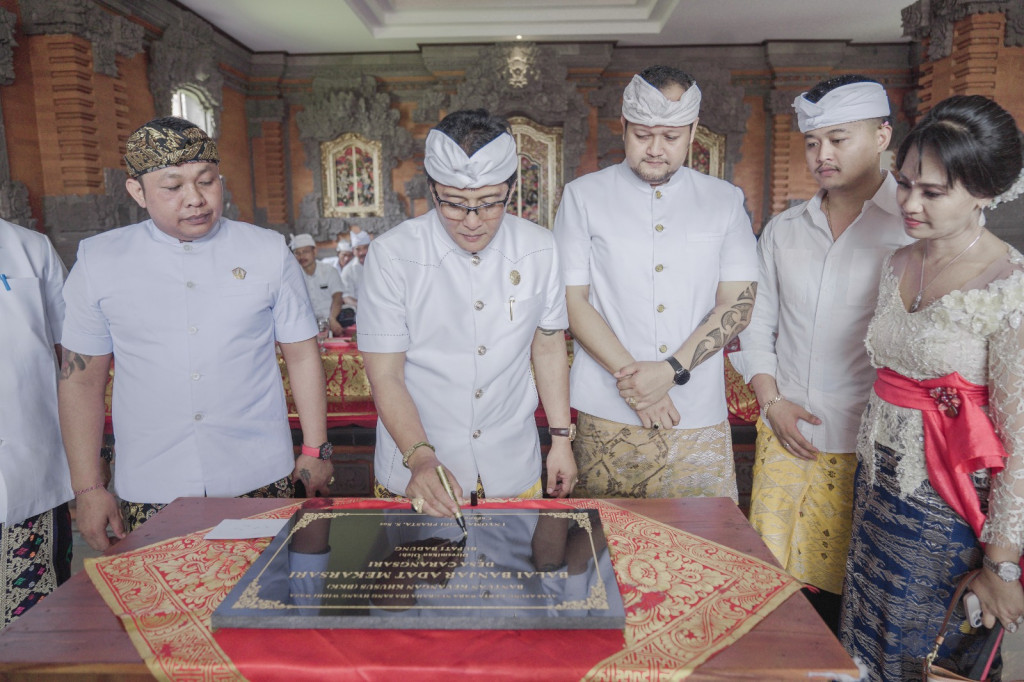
[793,81,890,133]
[423,129,519,189]
[621,74,701,127]
[349,231,371,249]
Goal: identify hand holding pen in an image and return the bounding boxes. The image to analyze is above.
[436,465,468,535]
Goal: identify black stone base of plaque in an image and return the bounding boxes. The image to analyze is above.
[212,507,625,630]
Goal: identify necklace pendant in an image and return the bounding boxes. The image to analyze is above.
[910,292,922,313]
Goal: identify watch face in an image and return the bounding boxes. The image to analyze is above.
[319,442,334,461]
[1001,563,1022,581]
[674,368,691,386]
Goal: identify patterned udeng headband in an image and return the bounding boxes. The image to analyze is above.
[124,123,220,178]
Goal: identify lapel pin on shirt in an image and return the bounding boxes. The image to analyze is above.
[232,267,246,280]
[509,270,520,285]
[0,274,9,291]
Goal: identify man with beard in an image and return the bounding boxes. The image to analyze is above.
[554,65,757,501]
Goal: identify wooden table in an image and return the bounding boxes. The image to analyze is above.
[0,497,857,681]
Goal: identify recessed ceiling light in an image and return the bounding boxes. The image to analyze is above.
[515,34,523,40]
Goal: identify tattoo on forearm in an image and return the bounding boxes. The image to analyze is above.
[688,283,757,368]
[537,327,562,336]
[59,351,93,380]
[300,469,311,485]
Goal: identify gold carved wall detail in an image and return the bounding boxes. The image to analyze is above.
[507,117,563,229]
[321,133,384,218]
[687,125,726,179]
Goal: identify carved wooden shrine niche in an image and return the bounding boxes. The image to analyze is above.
[507,117,564,229]
[321,133,384,218]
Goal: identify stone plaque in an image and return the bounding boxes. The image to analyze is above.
[212,507,625,630]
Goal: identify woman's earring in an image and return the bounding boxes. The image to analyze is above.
[979,207,987,227]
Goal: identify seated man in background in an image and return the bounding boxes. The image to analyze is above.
[358,108,577,516]
[321,234,353,279]
[339,229,370,313]
[292,232,344,337]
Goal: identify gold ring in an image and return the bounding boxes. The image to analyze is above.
[652,422,661,430]
[411,496,425,513]
[627,397,637,408]
[328,476,336,486]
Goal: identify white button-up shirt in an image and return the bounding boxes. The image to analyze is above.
[61,219,317,503]
[732,173,912,452]
[0,220,72,524]
[358,211,567,498]
[302,261,343,321]
[554,161,758,428]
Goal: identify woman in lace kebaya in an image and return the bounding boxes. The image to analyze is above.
[840,95,1024,681]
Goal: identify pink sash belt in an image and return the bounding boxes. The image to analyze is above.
[873,367,1008,539]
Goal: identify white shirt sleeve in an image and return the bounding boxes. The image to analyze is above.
[60,241,113,356]
[40,234,68,344]
[272,238,318,343]
[718,185,759,283]
[553,182,592,287]
[539,239,569,330]
[733,216,781,382]
[356,241,410,354]
[325,265,343,296]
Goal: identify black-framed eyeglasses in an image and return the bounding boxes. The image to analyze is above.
[431,186,511,221]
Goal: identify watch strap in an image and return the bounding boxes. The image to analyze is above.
[301,442,333,461]
[549,425,576,441]
[665,356,691,385]
[983,554,1023,581]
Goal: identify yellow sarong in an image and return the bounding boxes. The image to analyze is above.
[748,418,856,593]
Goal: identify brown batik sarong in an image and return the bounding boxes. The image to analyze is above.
[572,413,738,502]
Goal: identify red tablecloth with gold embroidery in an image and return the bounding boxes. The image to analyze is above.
[85,498,799,681]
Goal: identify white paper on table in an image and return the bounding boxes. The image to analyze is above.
[204,518,289,540]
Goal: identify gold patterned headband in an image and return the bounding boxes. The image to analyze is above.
[124,120,220,178]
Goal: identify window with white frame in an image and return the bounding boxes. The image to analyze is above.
[171,87,216,137]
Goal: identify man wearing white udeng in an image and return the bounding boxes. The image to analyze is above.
[554,66,758,501]
[358,109,577,517]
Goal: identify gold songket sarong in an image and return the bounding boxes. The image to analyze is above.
[573,413,738,502]
[748,418,856,594]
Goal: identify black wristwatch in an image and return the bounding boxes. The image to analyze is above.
[301,442,334,462]
[666,356,691,386]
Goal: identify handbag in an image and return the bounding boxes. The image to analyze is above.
[923,569,1005,682]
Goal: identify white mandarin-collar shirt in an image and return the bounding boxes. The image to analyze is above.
[61,219,317,503]
[732,173,912,452]
[358,210,567,498]
[0,220,72,524]
[554,161,758,429]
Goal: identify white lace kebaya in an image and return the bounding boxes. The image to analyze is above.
[859,249,1024,552]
